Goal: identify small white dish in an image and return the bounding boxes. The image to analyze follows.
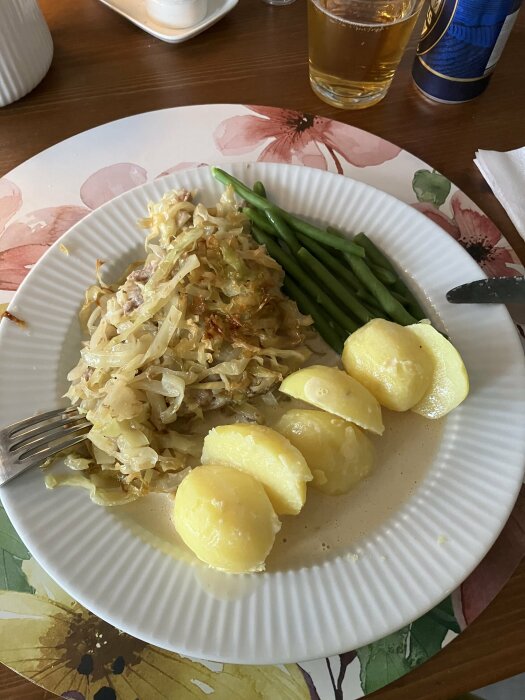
[146,0,208,28]
[97,0,238,43]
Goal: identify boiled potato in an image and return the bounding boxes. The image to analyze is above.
[405,322,469,419]
[342,318,433,412]
[201,424,312,515]
[279,365,384,435]
[173,464,281,573]
[275,409,374,495]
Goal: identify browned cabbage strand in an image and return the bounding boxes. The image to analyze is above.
[57,186,312,505]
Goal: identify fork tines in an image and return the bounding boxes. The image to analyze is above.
[10,408,90,457]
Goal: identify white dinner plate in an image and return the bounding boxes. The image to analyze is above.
[1,163,524,664]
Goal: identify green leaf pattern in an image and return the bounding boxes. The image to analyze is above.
[0,504,33,593]
[356,600,456,694]
[357,627,411,694]
[412,169,451,207]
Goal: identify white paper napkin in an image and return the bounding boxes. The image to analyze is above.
[474,146,525,241]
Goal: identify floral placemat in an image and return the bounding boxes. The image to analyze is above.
[0,104,524,700]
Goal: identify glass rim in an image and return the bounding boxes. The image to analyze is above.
[308,0,425,28]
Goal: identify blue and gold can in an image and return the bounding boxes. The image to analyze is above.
[412,0,522,103]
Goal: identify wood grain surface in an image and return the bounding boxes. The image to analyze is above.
[0,1,524,698]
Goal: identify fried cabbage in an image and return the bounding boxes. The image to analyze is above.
[57,186,312,505]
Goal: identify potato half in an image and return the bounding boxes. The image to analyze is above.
[173,464,281,573]
[279,365,384,435]
[342,319,433,411]
[275,409,374,495]
[201,424,312,515]
[406,322,469,419]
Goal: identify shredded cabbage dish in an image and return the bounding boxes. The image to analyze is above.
[53,186,312,505]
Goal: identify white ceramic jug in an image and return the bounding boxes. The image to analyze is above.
[0,0,53,107]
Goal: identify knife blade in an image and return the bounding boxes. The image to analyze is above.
[446,277,525,304]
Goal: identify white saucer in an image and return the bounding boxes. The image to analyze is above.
[97,0,239,43]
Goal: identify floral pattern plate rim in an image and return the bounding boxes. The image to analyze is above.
[2,161,525,664]
[97,0,239,44]
[0,104,524,699]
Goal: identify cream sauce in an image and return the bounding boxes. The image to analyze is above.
[267,409,443,570]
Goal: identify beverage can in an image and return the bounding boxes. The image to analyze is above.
[412,0,522,103]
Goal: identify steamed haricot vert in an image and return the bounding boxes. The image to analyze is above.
[211,167,424,352]
[250,225,359,336]
[353,232,426,320]
[283,276,346,354]
[211,167,366,257]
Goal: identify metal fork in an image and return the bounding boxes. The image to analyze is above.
[0,406,91,487]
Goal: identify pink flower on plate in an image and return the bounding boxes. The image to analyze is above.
[453,486,525,629]
[0,206,89,291]
[0,244,49,291]
[412,201,459,237]
[0,206,90,253]
[413,193,522,277]
[214,106,400,174]
[156,162,207,179]
[449,193,521,277]
[0,163,149,291]
[80,163,148,210]
[0,179,22,233]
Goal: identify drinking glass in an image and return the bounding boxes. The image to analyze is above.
[308,0,425,109]
[261,0,297,6]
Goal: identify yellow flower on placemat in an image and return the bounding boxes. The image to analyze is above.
[0,559,311,700]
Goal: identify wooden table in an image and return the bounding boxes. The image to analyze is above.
[1,1,524,698]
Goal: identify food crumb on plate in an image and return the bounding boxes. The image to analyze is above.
[1,310,26,328]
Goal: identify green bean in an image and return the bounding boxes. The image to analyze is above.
[296,232,363,293]
[217,168,424,325]
[213,167,270,208]
[356,286,383,307]
[211,168,365,257]
[345,253,417,325]
[285,213,365,256]
[294,238,386,319]
[265,209,300,252]
[249,212,378,322]
[354,232,394,270]
[252,226,359,334]
[244,205,300,253]
[354,232,426,320]
[250,225,269,247]
[391,289,411,305]
[253,181,266,197]
[294,235,387,319]
[283,276,345,354]
[242,207,275,236]
[369,262,398,286]
[297,247,376,325]
[355,294,387,319]
[247,209,377,320]
[392,279,426,321]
